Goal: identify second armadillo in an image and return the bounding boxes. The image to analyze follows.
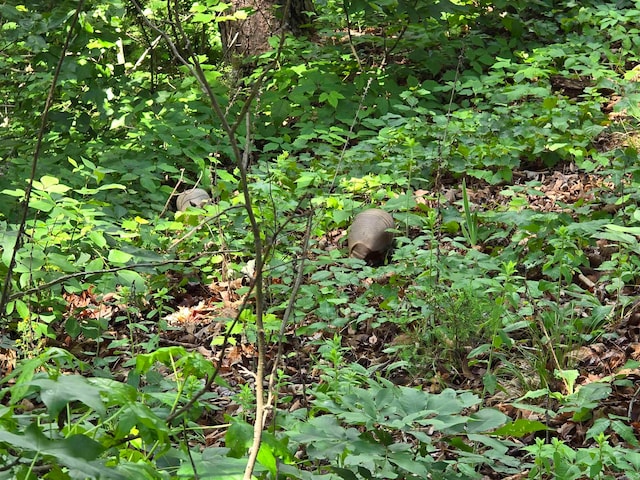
[176,188,211,211]
[348,208,395,265]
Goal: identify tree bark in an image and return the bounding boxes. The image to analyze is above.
[220,0,315,60]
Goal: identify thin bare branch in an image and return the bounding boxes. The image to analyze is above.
[265,211,313,425]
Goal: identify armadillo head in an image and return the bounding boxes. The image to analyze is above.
[177,188,211,211]
[350,242,371,260]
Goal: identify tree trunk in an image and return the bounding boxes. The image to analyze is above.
[220,0,315,60]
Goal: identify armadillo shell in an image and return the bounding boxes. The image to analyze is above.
[348,209,394,263]
[176,188,211,211]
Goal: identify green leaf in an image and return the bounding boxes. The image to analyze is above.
[29,375,106,418]
[466,408,508,433]
[554,368,579,394]
[86,257,104,271]
[140,176,157,192]
[88,230,107,248]
[385,194,416,211]
[610,419,640,447]
[271,100,290,125]
[226,418,254,458]
[492,418,550,437]
[1,188,25,197]
[178,447,257,479]
[388,450,431,475]
[606,223,640,236]
[14,299,30,320]
[0,424,120,478]
[135,346,188,373]
[29,195,56,212]
[482,372,497,394]
[48,253,77,272]
[319,90,345,109]
[108,249,133,264]
[192,12,216,23]
[34,176,71,194]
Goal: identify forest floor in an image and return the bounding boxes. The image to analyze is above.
[53,143,640,460]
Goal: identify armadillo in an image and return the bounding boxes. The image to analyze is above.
[176,188,211,211]
[348,208,395,265]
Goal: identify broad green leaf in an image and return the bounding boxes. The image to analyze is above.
[13,299,29,320]
[29,375,106,418]
[88,230,107,248]
[466,408,508,433]
[86,257,104,271]
[385,194,416,211]
[332,209,351,225]
[610,419,640,447]
[192,12,216,23]
[178,447,257,479]
[136,346,188,372]
[388,450,431,475]
[87,38,116,48]
[48,253,77,272]
[492,418,550,437]
[140,176,157,192]
[554,369,579,394]
[606,223,640,236]
[34,176,71,194]
[1,188,25,197]
[122,402,170,443]
[0,424,119,478]
[29,195,56,212]
[108,249,132,264]
[271,100,290,126]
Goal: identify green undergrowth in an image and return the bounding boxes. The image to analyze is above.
[2,0,640,478]
[2,346,640,479]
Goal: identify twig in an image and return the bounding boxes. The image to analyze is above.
[628,383,640,419]
[577,272,596,290]
[160,168,185,217]
[433,44,466,284]
[265,211,313,424]
[130,3,292,477]
[239,114,266,480]
[129,34,162,73]
[342,0,362,70]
